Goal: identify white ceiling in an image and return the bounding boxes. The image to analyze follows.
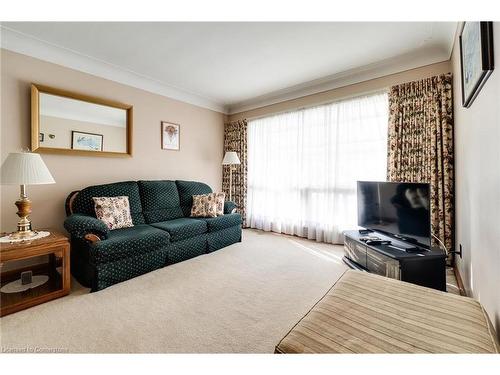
[1,22,457,114]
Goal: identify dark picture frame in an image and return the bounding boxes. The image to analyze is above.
[71,131,104,152]
[459,22,494,108]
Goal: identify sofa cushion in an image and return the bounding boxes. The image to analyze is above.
[90,224,170,263]
[139,180,184,223]
[151,217,208,242]
[175,180,213,217]
[72,181,145,225]
[200,213,242,232]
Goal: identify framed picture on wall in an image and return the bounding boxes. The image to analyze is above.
[459,22,494,108]
[161,121,180,151]
[71,131,103,151]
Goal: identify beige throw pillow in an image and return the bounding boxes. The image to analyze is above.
[93,196,134,230]
[213,192,226,216]
[190,193,218,218]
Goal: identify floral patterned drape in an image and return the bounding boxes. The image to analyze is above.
[222,119,248,227]
[387,73,454,258]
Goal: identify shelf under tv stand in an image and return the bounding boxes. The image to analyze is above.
[343,230,447,291]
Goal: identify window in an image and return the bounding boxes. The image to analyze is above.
[247,92,388,243]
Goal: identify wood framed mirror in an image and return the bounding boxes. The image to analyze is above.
[31,84,133,157]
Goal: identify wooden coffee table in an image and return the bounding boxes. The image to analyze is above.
[0,230,70,317]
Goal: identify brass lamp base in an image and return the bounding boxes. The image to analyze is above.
[8,229,39,241]
[8,184,38,240]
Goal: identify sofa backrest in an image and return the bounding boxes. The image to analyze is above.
[71,181,146,225]
[175,180,213,217]
[138,180,184,223]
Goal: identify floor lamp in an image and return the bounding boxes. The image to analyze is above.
[222,151,240,201]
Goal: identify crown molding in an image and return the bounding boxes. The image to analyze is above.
[227,48,451,115]
[0,26,226,113]
[1,25,455,116]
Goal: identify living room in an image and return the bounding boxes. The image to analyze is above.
[1,1,499,373]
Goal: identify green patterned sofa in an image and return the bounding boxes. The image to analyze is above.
[64,180,241,291]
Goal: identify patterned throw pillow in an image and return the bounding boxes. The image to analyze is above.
[190,194,218,218]
[213,192,226,216]
[93,196,134,230]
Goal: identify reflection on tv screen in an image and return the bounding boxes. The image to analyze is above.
[357,181,431,248]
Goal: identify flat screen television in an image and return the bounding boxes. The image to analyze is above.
[357,181,431,249]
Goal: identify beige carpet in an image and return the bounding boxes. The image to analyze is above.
[0,229,347,353]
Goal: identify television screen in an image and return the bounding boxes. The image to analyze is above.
[357,181,431,248]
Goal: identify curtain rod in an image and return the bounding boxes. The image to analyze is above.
[236,87,390,122]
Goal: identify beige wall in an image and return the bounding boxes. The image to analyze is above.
[228,61,452,121]
[451,23,500,333]
[40,115,127,152]
[0,49,225,233]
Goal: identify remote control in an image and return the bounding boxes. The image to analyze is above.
[360,236,381,242]
[359,229,373,235]
[366,240,391,246]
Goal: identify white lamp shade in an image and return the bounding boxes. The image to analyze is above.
[222,151,241,165]
[1,152,55,185]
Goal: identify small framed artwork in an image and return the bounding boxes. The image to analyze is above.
[71,131,103,151]
[161,121,180,151]
[459,22,494,108]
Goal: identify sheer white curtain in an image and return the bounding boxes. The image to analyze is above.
[247,92,388,244]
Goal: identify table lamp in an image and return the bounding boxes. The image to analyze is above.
[222,151,240,201]
[1,151,55,240]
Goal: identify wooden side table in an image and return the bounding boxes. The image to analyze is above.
[0,230,70,317]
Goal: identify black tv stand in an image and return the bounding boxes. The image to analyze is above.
[343,230,447,291]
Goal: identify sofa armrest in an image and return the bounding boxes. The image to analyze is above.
[64,214,109,241]
[224,201,237,214]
